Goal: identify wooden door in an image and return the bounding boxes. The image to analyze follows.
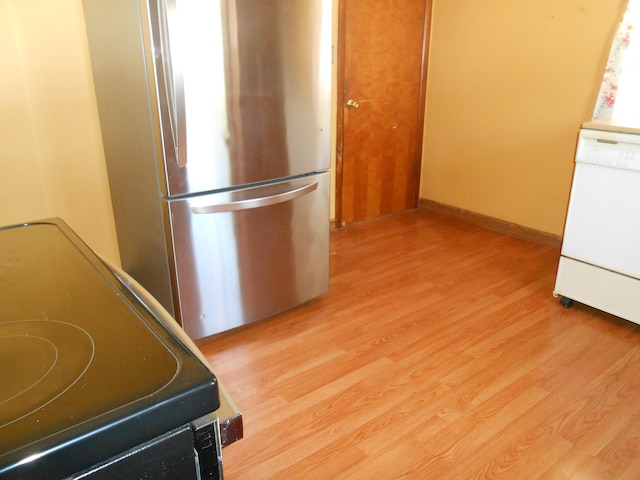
[337,0,431,225]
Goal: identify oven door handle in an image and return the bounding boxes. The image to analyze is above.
[190,182,318,214]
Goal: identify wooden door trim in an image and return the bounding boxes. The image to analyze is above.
[335,0,347,227]
[413,0,433,206]
[335,0,433,227]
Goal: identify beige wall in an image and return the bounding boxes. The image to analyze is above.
[421,0,627,235]
[0,0,119,263]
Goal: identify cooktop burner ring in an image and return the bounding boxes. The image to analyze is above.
[1,334,57,404]
[0,320,95,428]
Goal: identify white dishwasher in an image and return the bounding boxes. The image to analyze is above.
[554,123,640,324]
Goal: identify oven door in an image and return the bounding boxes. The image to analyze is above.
[68,415,222,479]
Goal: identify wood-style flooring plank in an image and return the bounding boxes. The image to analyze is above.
[198,209,640,479]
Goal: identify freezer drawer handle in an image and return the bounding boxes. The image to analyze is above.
[191,182,318,214]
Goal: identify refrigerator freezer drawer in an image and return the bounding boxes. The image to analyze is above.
[167,173,330,339]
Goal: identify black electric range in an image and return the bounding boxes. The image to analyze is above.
[0,219,223,479]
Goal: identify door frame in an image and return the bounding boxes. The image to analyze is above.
[335,0,433,227]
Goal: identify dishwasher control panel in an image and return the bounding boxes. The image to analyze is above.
[577,129,640,172]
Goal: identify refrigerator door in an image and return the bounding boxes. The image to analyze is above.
[166,173,330,339]
[148,0,333,197]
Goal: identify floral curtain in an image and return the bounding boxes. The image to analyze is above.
[592,1,640,123]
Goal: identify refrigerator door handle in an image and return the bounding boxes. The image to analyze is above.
[191,182,319,214]
[150,0,187,168]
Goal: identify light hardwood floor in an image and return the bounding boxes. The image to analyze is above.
[198,209,640,479]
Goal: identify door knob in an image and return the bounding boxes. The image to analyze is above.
[346,99,360,109]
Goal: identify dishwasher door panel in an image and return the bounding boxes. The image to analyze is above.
[561,161,640,279]
[167,173,329,339]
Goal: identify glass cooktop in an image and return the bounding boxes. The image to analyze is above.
[0,219,219,478]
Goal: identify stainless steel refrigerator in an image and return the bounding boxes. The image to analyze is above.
[82,0,333,339]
